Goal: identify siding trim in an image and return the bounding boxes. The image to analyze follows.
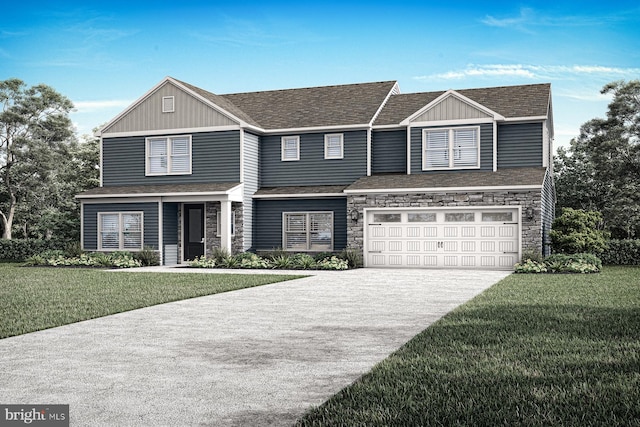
[406,125,412,175]
[253,193,346,199]
[344,184,542,194]
[100,125,241,139]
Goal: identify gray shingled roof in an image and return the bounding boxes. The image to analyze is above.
[374,83,551,126]
[345,167,547,191]
[220,81,398,129]
[77,182,240,198]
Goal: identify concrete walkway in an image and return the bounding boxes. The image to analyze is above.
[0,268,510,426]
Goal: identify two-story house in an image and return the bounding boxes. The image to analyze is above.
[77,77,554,270]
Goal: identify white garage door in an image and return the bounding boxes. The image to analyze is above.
[365,208,520,270]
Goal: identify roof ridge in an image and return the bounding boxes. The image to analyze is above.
[220,80,398,97]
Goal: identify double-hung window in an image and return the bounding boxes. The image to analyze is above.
[423,127,480,170]
[283,212,333,251]
[281,136,300,161]
[146,135,192,175]
[99,212,143,250]
[324,134,344,159]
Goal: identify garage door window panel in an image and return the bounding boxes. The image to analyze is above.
[482,212,514,222]
[445,212,476,222]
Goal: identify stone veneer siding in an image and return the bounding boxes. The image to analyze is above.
[347,190,543,259]
[205,201,244,254]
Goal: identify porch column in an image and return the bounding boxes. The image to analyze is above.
[220,200,232,253]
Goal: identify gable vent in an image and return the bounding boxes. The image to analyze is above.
[162,96,175,113]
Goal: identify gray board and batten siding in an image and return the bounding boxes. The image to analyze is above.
[102,130,241,186]
[410,123,494,174]
[497,123,544,168]
[101,81,237,135]
[371,129,407,174]
[82,202,159,251]
[253,198,348,252]
[260,130,367,187]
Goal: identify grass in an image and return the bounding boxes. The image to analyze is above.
[0,263,303,339]
[296,267,640,426]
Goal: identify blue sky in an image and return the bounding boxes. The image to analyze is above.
[2,1,639,150]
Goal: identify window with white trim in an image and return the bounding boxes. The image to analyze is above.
[281,136,300,161]
[324,133,344,159]
[216,211,235,237]
[283,212,333,251]
[423,126,480,170]
[162,96,175,113]
[146,135,192,175]
[99,212,143,250]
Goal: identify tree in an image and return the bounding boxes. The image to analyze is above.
[555,80,640,238]
[550,208,609,254]
[0,79,74,239]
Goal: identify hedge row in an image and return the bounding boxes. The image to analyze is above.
[0,239,68,261]
[600,239,640,265]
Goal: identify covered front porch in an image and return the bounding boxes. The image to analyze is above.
[77,183,243,266]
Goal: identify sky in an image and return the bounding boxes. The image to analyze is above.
[1,1,639,151]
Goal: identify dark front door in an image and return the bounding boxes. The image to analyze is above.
[184,204,204,261]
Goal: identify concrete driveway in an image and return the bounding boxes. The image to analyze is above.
[0,268,509,426]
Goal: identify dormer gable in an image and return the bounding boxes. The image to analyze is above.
[97,77,248,137]
[401,90,505,126]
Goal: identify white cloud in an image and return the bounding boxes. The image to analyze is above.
[72,99,133,113]
[415,64,640,82]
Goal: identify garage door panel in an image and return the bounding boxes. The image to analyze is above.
[366,208,520,270]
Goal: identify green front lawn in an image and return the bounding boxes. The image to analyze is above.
[297,267,640,426]
[0,263,303,339]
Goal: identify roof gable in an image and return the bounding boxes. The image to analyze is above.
[403,90,502,125]
[375,83,551,126]
[99,78,245,136]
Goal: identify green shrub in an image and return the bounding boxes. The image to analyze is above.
[271,254,294,269]
[520,248,544,264]
[313,252,335,262]
[316,256,349,270]
[210,247,232,264]
[290,253,317,269]
[64,241,84,258]
[0,239,63,261]
[237,252,270,269]
[338,248,363,268]
[550,208,609,254]
[514,259,548,273]
[22,251,142,268]
[600,239,640,265]
[133,246,160,266]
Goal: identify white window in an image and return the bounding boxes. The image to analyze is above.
[324,134,344,159]
[423,127,480,170]
[216,211,236,237]
[146,135,192,175]
[283,212,333,251]
[162,96,175,113]
[98,212,143,250]
[281,136,300,161]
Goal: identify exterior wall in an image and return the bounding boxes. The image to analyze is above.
[497,123,543,168]
[102,130,241,186]
[204,202,244,254]
[82,202,159,250]
[253,198,347,251]
[347,190,543,258]
[260,130,367,187]
[242,132,260,251]
[410,123,494,173]
[102,81,237,135]
[371,129,407,174]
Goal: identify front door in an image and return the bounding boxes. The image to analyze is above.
[184,204,205,261]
